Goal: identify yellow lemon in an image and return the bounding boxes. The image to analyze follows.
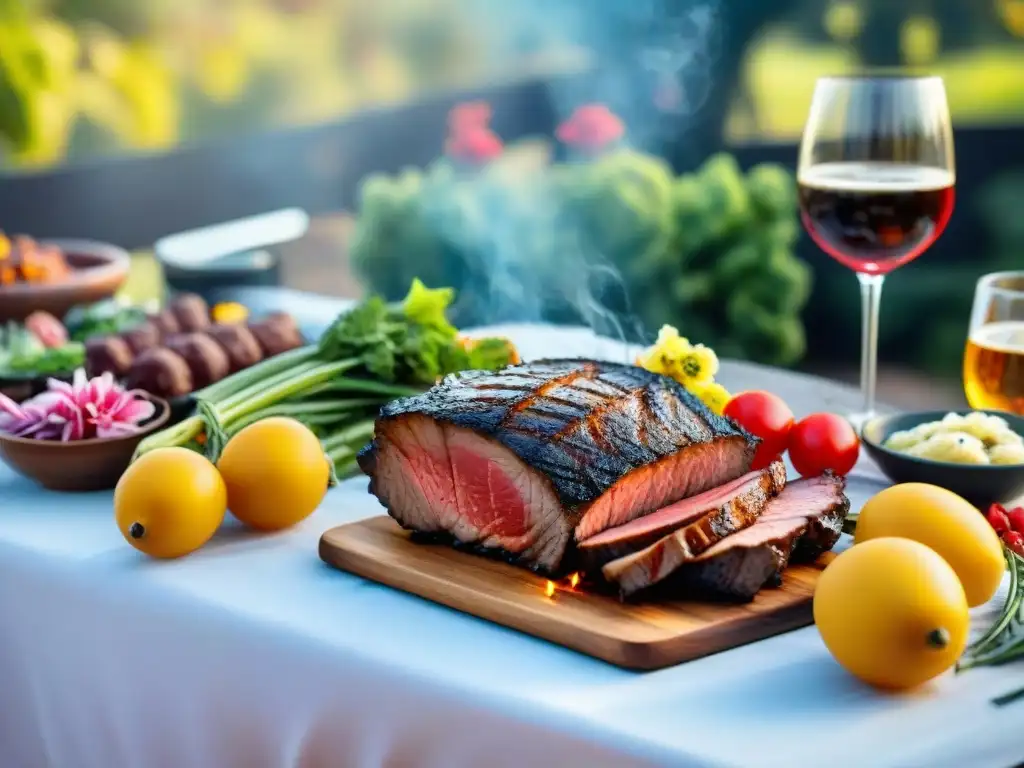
[115,447,227,558]
[217,417,329,531]
[854,483,1004,607]
[814,537,969,690]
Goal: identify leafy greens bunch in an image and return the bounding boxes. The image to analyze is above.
[132,279,518,476]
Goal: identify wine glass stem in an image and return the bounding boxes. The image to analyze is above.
[857,272,884,418]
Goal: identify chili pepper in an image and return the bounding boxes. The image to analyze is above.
[1002,531,1024,557]
[987,503,1011,534]
[1007,507,1024,536]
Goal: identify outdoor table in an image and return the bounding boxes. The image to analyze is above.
[1,324,1022,768]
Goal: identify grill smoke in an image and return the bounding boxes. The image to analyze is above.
[446,0,720,351]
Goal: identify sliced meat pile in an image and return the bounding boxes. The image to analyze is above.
[580,460,788,571]
[604,474,849,600]
[358,359,757,573]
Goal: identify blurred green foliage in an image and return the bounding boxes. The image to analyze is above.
[729,1,1024,142]
[351,148,811,367]
[0,0,495,168]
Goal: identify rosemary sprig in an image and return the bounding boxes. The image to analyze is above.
[958,549,1024,672]
[993,685,1024,707]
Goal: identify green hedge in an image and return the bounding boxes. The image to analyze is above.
[350,139,812,367]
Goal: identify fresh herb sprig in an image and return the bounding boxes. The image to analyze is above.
[958,548,1024,671]
[131,280,518,474]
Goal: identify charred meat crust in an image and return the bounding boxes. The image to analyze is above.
[790,476,849,562]
[671,527,806,603]
[371,358,757,507]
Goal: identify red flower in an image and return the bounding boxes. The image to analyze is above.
[445,126,503,165]
[448,101,493,135]
[556,104,625,153]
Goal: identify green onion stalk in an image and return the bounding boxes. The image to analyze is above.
[131,280,519,481]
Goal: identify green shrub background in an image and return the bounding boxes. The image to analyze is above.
[350,147,812,367]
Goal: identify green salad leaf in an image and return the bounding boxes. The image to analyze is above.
[401,278,457,336]
[5,342,84,374]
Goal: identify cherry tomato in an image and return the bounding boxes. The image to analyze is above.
[723,391,795,470]
[788,413,860,478]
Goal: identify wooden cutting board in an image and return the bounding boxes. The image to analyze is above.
[319,516,833,671]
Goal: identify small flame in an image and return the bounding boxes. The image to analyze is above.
[544,580,556,598]
[569,572,580,589]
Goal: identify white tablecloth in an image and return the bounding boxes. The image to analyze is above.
[2,326,1023,768]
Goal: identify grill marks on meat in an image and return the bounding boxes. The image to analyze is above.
[613,474,849,601]
[580,460,788,570]
[360,359,756,573]
[600,461,788,595]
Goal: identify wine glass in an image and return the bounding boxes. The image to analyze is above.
[965,271,1024,414]
[798,75,955,429]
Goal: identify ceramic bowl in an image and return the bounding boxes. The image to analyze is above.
[0,239,131,322]
[0,395,170,491]
[0,369,76,404]
[861,409,1024,508]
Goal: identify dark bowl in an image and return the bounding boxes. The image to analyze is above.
[0,369,77,403]
[861,410,1024,508]
[0,394,170,491]
[168,393,195,423]
[0,239,131,322]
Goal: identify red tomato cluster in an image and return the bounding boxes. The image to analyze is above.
[722,391,860,477]
[985,503,1024,556]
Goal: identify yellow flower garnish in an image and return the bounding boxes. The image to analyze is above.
[211,301,249,324]
[636,324,728,413]
[691,380,731,415]
[636,324,693,376]
[677,343,719,385]
[655,324,689,348]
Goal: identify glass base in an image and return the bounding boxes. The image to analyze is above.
[846,410,878,433]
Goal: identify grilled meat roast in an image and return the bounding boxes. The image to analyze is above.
[606,473,849,600]
[358,359,757,573]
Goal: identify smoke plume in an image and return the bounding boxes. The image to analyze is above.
[448,0,721,351]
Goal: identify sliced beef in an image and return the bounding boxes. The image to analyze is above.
[580,460,787,570]
[784,474,849,563]
[359,359,757,574]
[607,473,849,600]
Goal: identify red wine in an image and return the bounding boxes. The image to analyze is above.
[798,162,955,275]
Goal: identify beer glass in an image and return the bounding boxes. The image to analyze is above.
[965,272,1024,414]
